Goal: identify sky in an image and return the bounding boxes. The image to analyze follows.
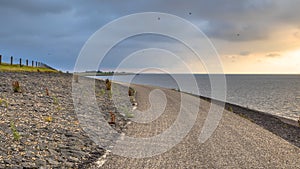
[0,0,300,74]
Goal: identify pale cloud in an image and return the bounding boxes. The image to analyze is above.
[294,32,300,39]
[239,51,251,56]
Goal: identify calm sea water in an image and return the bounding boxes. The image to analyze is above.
[93,74,300,121]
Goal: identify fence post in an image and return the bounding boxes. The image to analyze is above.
[26,59,28,66]
[19,58,22,67]
[32,61,34,67]
[35,61,37,67]
[0,55,2,65]
[10,56,13,65]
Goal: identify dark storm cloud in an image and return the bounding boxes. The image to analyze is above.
[0,0,158,70]
[201,21,270,41]
[0,0,299,71]
[0,0,71,15]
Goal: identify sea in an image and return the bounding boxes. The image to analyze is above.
[92,74,300,121]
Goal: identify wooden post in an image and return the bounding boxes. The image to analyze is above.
[32,61,34,67]
[109,112,116,125]
[26,59,28,66]
[0,55,2,65]
[74,74,79,83]
[35,61,37,67]
[10,56,13,65]
[19,58,22,67]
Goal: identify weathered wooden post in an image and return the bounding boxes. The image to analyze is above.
[109,112,116,125]
[32,61,34,67]
[0,55,2,65]
[26,59,28,66]
[35,61,37,67]
[74,74,79,83]
[10,56,13,65]
[19,58,22,67]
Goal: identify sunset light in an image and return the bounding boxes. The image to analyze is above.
[1,1,300,168]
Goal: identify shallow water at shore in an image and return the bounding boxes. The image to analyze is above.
[93,74,300,121]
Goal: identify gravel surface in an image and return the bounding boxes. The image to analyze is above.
[196,95,300,148]
[101,84,300,168]
[0,72,131,168]
[1,72,299,168]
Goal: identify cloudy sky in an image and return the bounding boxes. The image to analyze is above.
[0,0,300,74]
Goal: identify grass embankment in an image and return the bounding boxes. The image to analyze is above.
[0,63,58,73]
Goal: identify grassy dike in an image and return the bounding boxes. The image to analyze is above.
[0,63,58,73]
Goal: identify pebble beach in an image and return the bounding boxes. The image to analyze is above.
[0,72,131,168]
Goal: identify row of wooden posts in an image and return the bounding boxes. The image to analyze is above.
[0,55,42,67]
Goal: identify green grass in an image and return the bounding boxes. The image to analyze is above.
[100,89,106,95]
[0,63,58,73]
[108,91,112,99]
[238,113,253,122]
[52,96,59,105]
[57,105,62,111]
[0,98,8,108]
[10,121,21,141]
[44,116,53,122]
[228,106,233,112]
[125,112,134,118]
[120,106,134,118]
[52,96,62,111]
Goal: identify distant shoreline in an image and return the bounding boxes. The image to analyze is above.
[78,73,300,76]
[76,72,136,76]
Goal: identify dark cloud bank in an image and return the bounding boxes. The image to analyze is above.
[0,0,299,71]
